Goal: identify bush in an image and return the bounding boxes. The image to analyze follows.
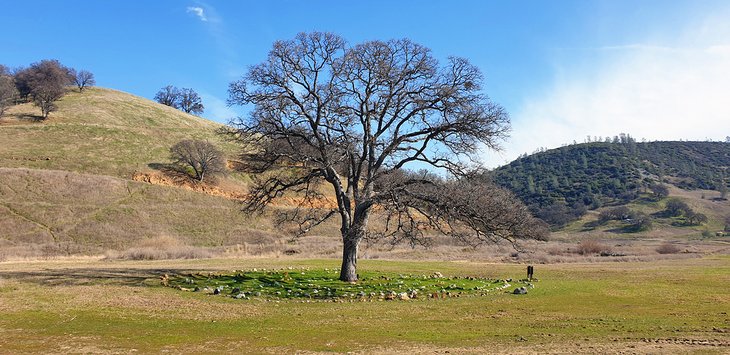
[170,140,226,182]
[686,212,708,226]
[104,236,215,260]
[598,206,637,223]
[576,240,611,255]
[623,212,653,232]
[656,243,681,254]
[665,198,691,217]
[649,183,669,200]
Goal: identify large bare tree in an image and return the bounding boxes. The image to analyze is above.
[0,69,18,117]
[227,32,546,281]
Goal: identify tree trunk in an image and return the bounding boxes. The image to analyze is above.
[339,230,362,282]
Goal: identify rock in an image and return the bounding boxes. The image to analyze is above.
[432,272,444,278]
[385,291,396,300]
[231,287,241,294]
[513,287,528,295]
[408,290,418,299]
[235,293,246,299]
[397,292,410,300]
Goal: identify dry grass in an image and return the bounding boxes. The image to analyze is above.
[575,239,612,255]
[0,87,241,179]
[104,236,215,260]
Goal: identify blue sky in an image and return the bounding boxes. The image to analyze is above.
[3,1,729,167]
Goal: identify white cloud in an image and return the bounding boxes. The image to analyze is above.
[485,11,730,168]
[186,6,207,22]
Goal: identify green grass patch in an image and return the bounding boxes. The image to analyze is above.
[166,268,532,300]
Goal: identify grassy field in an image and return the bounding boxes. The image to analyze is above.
[0,256,727,353]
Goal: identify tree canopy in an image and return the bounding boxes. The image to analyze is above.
[14,59,72,118]
[227,32,546,281]
[154,85,204,115]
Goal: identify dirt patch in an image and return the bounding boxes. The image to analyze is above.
[132,170,246,200]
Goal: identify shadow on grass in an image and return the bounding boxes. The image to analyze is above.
[0,113,46,123]
[147,162,196,183]
[0,267,186,287]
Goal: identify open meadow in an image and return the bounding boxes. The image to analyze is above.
[0,256,727,354]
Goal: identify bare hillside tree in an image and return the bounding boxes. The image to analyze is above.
[70,69,95,92]
[227,32,546,281]
[178,88,204,115]
[20,60,73,118]
[154,85,180,108]
[170,140,226,182]
[0,71,19,117]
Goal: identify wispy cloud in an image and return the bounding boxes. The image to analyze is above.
[200,93,240,123]
[484,9,730,168]
[186,6,207,22]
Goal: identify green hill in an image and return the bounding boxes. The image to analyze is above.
[493,140,730,228]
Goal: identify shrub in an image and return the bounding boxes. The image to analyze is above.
[170,139,226,183]
[649,183,669,200]
[104,236,215,260]
[665,198,691,217]
[685,212,708,226]
[624,212,653,232]
[656,243,681,254]
[576,240,611,255]
[598,206,636,223]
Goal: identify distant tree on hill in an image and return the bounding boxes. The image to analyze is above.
[155,85,204,115]
[154,85,180,108]
[598,206,635,223]
[685,211,707,225]
[665,198,691,217]
[178,88,204,115]
[0,69,19,117]
[170,139,226,183]
[649,183,669,200]
[70,69,95,92]
[12,67,32,101]
[626,212,653,232]
[17,60,73,118]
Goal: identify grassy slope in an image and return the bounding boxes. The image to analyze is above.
[0,168,281,257]
[0,257,727,353]
[0,88,278,256]
[0,87,236,177]
[555,185,730,242]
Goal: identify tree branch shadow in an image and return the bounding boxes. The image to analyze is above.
[147,162,196,184]
[0,267,184,287]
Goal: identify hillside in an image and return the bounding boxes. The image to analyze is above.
[0,88,291,259]
[493,140,730,228]
[2,88,728,259]
[0,87,236,178]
